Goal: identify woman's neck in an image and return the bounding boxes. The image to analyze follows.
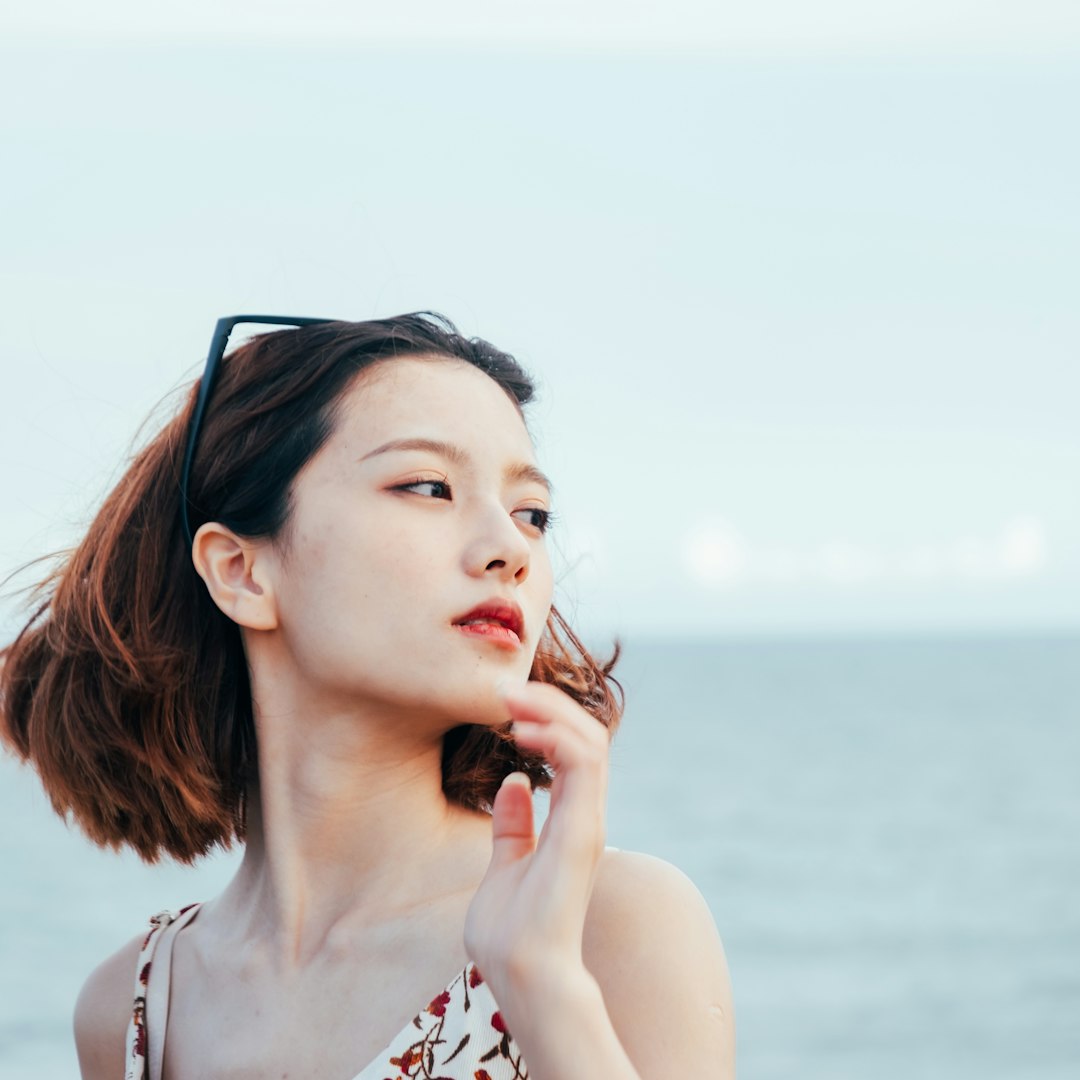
[208,690,492,966]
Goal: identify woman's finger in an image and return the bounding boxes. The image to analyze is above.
[507,701,609,871]
[503,684,608,765]
[487,771,536,869]
[509,716,604,780]
[500,681,606,740]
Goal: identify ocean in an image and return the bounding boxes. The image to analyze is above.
[1,633,1077,1078]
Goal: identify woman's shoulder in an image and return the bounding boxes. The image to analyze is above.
[583,849,736,1075]
[586,847,725,941]
[73,929,144,1080]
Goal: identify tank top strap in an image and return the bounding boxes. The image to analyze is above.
[123,904,202,1080]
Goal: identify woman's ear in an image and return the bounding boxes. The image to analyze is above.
[191,522,279,631]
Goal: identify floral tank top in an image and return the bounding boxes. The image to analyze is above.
[124,904,529,1079]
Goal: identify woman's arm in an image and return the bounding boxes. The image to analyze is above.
[74,934,143,1080]
[465,682,735,1079]
[584,849,735,1077]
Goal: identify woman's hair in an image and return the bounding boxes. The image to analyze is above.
[0,313,621,863]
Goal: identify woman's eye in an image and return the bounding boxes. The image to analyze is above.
[514,507,555,534]
[397,479,452,499]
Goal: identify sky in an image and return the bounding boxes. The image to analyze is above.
[1,3,1078,641]
[8,1,1080,52]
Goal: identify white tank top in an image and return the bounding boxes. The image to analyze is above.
[123,904,530,1079]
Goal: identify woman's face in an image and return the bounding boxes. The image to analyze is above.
[260,356,555,729]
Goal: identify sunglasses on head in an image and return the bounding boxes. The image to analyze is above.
[179,315,336,547]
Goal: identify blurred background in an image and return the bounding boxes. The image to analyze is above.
[1,3,1077,1078]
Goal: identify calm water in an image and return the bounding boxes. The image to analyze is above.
[1,633,1077,1078]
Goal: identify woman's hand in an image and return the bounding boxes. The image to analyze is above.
[464,680,610,1000]
[463,680,733,1080]
[463,680,644,1077]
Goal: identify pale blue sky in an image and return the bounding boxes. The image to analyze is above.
[1,4,1077,639]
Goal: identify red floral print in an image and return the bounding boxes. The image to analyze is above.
[390,1046,422,1072]
[426,989,452,1017]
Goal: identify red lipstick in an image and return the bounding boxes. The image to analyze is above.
[452,599,525,649]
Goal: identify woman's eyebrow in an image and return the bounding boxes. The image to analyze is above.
[506,462,553,494]
[360,436,465,465]
[360,437,552,494]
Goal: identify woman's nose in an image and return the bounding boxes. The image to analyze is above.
[463,508,531,584]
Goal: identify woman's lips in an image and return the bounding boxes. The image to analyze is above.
[451,598,525,649]
[454,621,522,649]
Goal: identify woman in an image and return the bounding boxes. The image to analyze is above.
[1,314,734,1079]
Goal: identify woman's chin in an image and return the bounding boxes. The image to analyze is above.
[437,678,522,731]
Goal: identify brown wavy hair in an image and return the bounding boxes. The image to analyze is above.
[0,314,621,864]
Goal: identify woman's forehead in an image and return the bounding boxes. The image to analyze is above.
[336,355,536,458]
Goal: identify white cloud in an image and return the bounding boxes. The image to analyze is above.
[681,520,748,588]
[997,516,1047,575]
[682,515,1049,589]
[948,517,1048,579]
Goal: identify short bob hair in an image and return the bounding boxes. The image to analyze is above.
[0,313,621,864]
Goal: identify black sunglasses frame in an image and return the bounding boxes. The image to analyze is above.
[180,315,336,547]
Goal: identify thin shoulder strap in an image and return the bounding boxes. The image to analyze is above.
[123,904,202,1080]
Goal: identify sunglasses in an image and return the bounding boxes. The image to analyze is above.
[180,315,336,547]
